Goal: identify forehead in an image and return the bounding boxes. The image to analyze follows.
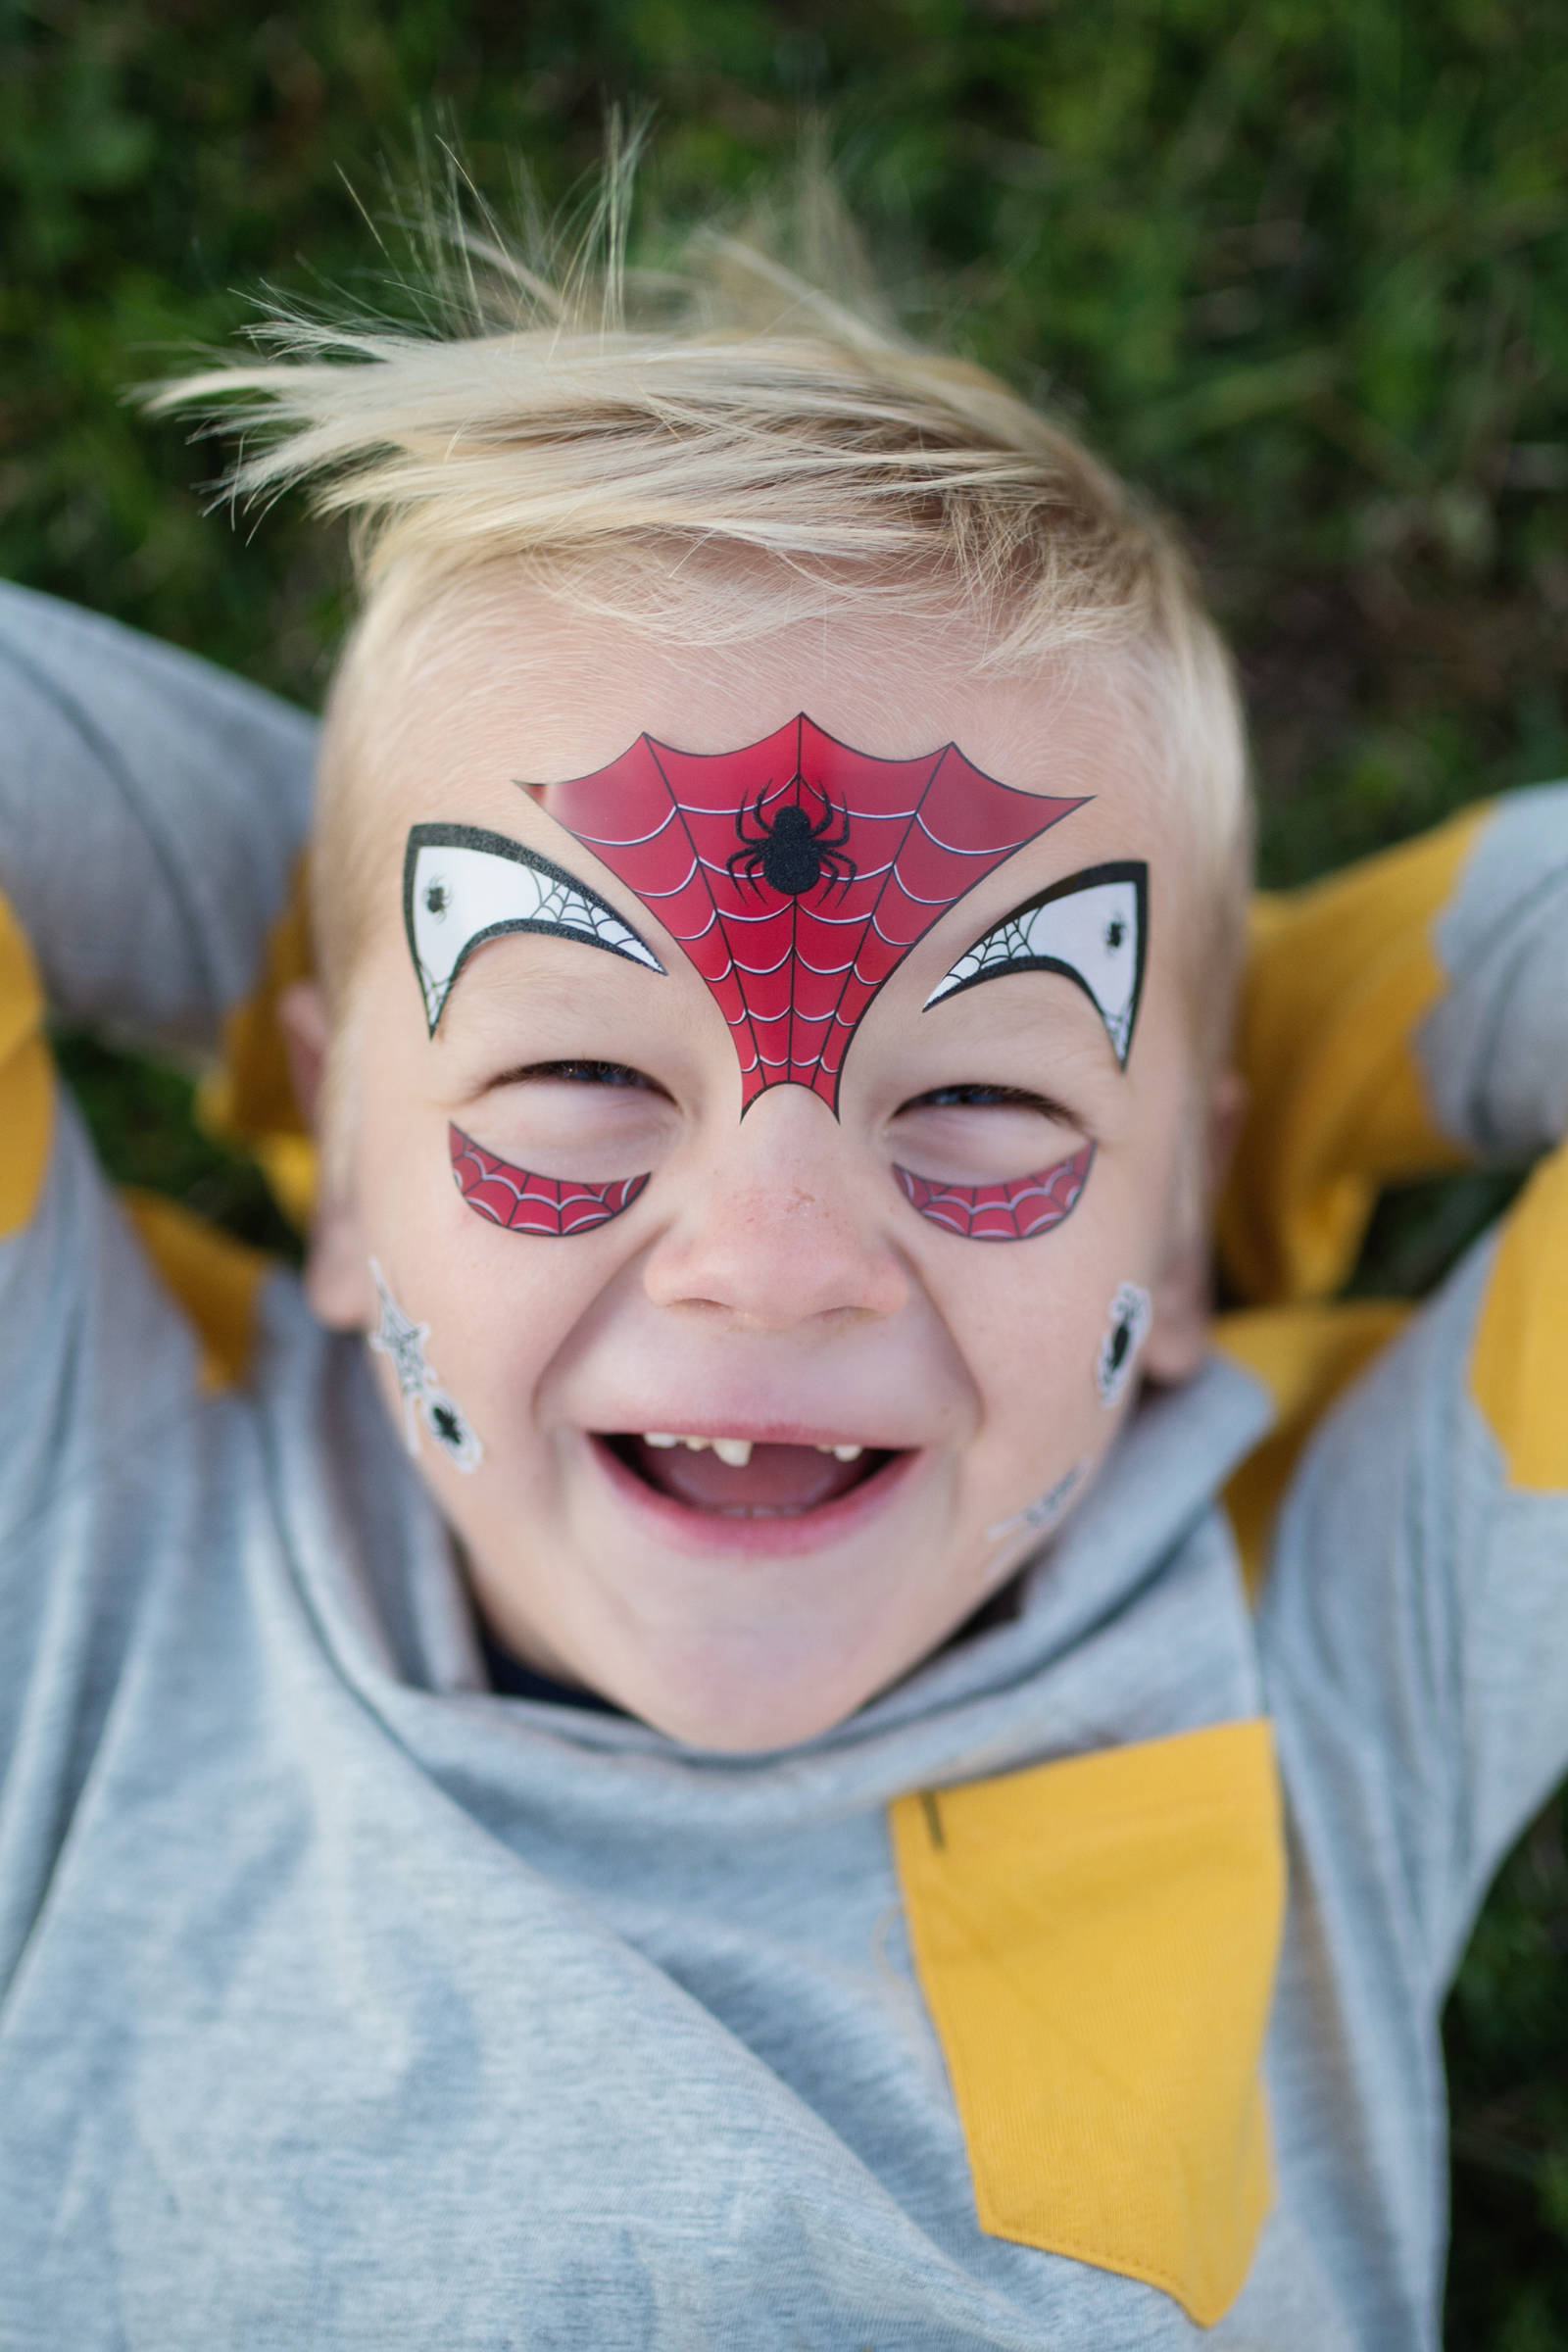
[357,581,1166,850]
[334,585,1184,1101]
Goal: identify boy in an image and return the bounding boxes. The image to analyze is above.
[1,224,1564,2350]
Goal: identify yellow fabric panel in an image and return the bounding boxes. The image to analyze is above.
[122,1188,270,1393]
[1218,808,1487,1307]
[243,1131,318,1236]
[1469,1136,1568,1490]
[196,852,318,1229]
[1215,1300,1411,1594]
[889,1720,1285,2327]
[0,890,54,1239]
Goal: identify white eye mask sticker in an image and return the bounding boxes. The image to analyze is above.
[404,823,663,1034]
[924,859,1148,1064]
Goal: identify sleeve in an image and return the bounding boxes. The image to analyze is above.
[0,578,318,1452]
[1242,791,1568,1987]
[0,579,317,1053]
[1217,788,1568,1305]
[1259,1185,1568,1993]
[0,586,318,1932]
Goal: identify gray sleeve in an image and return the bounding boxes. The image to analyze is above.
[1259,1239,1568,2004]
[0,587,317,1607]
[0,580,318,1052]
[1416,783,1568,1164]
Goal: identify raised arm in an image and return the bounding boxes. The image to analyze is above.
[1225,798,1568,2323]
[0,586,318,1944]
[1218,789,1568,1304]
[0,583,317,1401]
[0,581,316,1054]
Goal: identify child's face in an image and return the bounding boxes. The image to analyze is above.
[302,593,1213,1750]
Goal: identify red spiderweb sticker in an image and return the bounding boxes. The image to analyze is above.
[526,715,1083,1115]
[450,1124,649,1238]
[895,1144,1095,1242]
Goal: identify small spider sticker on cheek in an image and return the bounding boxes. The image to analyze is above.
[1096,1281,1152,1407]
[367,1258,483,1473]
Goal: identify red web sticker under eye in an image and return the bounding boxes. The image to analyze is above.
[894,1143,1095,1242]
[450,1125,649,1238]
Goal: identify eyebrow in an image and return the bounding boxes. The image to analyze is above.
[922,858,1148,1065]
[403,823,664,1035]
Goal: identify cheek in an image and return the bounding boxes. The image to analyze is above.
[935,1147,1159,1446]
[363,1106,615,1440]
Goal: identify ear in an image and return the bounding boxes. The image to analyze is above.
[1140,1067,1248,1385]
[276,980,374,1333]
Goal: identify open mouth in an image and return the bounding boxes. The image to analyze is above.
[603,1432,899,1520]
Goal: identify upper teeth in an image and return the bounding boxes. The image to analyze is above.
[642,1433,754,1467]
[641,1433,863,1466]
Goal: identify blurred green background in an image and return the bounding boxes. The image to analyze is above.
[2,0,1565,2334]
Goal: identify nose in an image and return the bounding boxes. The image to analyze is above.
[641,1084,909,1331]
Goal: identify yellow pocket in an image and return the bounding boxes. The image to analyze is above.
[889,1719,1285,2327]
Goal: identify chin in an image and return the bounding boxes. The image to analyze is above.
[615,1656,889,1755]
[464,1430,976,1747]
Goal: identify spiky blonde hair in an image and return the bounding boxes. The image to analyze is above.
[154,157,1252,1051]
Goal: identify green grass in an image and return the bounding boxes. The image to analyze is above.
[4,2,1567,2336]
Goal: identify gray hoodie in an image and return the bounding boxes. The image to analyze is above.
[2,579,1566,2351]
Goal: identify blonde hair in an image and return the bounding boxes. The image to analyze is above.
[154,165,1252,1054]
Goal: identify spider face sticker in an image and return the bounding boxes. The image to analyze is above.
[404,823,662,1035]
[925,860,1148,1065]
[526,714,1084,1115]
[450,1124,649,1239]
[367,1257,483,1471]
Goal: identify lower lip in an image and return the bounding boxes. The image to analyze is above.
[586,1435,922,1558]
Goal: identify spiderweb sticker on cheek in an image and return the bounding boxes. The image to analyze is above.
[367,1257,483,1472]
[894,1142,1096,1242]
[450,1124,650,1238]
[524,714,1086,1116]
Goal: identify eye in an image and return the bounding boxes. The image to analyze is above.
[470,1054,678,1187]
[898,1082,1073,1120]
[505,1058,665,1094]
[888,1080,1089,1190]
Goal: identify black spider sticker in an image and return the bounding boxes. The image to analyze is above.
[726,788,857,899]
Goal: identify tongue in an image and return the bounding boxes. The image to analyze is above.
[627,1439,874,1516]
